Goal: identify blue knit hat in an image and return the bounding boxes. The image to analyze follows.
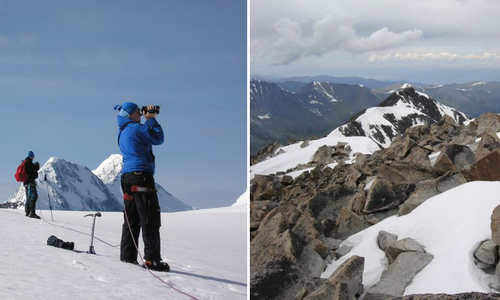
[114,102,139,118]
[27,151,35,158]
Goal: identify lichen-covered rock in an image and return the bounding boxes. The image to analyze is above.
[474,130,500,162]
[364,178,400,214]
[433,144,475,175]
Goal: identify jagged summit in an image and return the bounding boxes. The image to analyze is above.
[5,157,123,211]
[330,86,469,147]
[93,154,123,185]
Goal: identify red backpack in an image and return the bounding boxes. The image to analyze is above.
[15,160,29,182]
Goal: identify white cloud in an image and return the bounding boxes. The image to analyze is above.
[252,9,423,65]
[251,0,500,73]
[367,52,500,63]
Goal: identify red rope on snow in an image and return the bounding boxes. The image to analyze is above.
[123,205,201,300]
[1,207,201,300]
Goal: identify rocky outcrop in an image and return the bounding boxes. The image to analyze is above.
[475,113,500,136]
[251,142,283,166]
[385,237,427,264]
[378,161,436,185]
[474,240,499,266]
[475,130,500,162]
[335,208,370,240]
[250,112,500,299]
[433,144,474,175]
[364,178,403,214]
[393,292,500,300]
[492,205,500,247]
[469,150,500,181]
[378,231,398,252]
[302,255,364,300]
[364,252,434,300]
[399,172,467,216]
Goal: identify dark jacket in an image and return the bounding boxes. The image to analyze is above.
[23,157,39,183]
[117,116,164,174]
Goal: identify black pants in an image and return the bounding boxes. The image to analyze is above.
[24,182,38,215]
[120,171,162,262]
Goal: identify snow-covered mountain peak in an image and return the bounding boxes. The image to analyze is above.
[2,155,192,212]
[5,157,124,211]
[331,87,469,147]
[93,154,123,185]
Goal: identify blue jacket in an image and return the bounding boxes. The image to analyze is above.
[117,116,164,174]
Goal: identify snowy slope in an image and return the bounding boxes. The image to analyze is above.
[232,189,249,206]
[0,206,247,299]
[6,157,123,211]
[322,181,500,295]
[330,85,469,147]
[250,136,380,179]
[93,154,192,212]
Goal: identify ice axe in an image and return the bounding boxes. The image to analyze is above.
[84,212,102,254]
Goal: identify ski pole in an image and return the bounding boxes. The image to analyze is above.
[44,174,54,221]
[84,212,102,254]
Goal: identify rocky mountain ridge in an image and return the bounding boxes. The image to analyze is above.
[250,79,382,154]
[250,112,500,299]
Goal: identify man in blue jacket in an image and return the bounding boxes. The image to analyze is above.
[115,102,169,272]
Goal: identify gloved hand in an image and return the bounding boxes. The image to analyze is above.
[143,104,157,119]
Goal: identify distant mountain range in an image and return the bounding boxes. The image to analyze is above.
[255,75,428,89]
[251,76,500,154]
[1,155,192,212]
[250,80,382,154]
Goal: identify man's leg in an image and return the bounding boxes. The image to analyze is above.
[136,191,161,261]
[24,185,30,216]
[29,185,38,217]
[120,198,141,263]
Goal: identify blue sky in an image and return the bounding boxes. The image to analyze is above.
[0,0,247,208]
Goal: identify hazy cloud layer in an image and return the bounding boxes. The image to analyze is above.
[251,0,500,76]
[367,52,500,63]
[252,9,422,65]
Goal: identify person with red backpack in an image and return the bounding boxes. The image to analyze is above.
[23,151,40,218]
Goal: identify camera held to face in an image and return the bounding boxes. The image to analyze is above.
[141,105,160,115]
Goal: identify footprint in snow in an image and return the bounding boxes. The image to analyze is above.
[89,275,107,283]
[72,260,87,270]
